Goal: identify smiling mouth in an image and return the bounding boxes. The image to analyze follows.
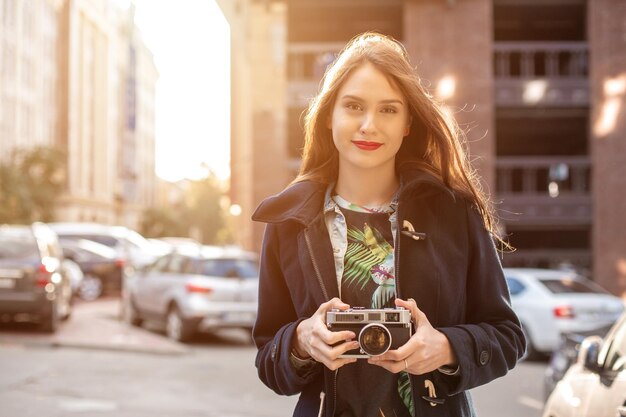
[352,141,383,151]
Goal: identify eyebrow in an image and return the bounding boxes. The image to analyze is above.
[340,94,404,106]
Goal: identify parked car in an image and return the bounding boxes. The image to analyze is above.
[504,268,625,359]
[123,245,259,342]
[542,311,626,417]
[59,238,127,301]
[61,257,85,298]
[49,223,168,269]
[0,223,73,332]
[543,324,613,400]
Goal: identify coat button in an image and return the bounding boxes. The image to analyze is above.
[479,350,489,366]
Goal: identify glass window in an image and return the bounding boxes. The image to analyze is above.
[0,227,38,259]
[603,317,626,373]
[166,255,188,274]
[540,278,605,294]
[150,256,170,273]
[506,277,525,296]
[196,258,259,279]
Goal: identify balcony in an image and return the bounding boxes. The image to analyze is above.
[494,42,589,107]
[496,156,591,226]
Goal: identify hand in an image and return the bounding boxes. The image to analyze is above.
[293,298,360,371]
[368,298,457,374]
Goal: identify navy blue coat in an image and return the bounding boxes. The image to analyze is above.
[252,168,525,417]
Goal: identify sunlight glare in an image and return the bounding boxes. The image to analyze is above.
[134,0,231,182]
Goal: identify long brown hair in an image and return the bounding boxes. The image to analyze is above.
[294,32,500,239]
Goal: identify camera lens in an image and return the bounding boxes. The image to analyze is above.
[358,323,392,356]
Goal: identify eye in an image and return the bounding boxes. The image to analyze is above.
[381,107,398,114]
[345,103,362,111]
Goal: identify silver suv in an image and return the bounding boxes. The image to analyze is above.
[123,245,259,342]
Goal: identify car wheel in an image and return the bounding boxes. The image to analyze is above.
[40,300,59,333]
[165,305,195,343]
[124,297,143,327]
[78,275,103,301]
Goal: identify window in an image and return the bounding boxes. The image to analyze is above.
[150,256,171,273]
[196,258,259,279]
[166,255,189,274]
[506,277,525,296]
[540,278,606,294]
[603,317,626,373]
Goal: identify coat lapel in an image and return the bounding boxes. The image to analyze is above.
[297,213,340,306]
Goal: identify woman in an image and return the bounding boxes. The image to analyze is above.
[252,32,525,417]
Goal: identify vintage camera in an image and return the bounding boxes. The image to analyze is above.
[326,307,412,358]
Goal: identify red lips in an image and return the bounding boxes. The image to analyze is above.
[352,141,382,151]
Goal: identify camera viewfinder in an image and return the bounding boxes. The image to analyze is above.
[385,312,400,322]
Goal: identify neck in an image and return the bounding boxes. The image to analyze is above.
[335,165,399,207]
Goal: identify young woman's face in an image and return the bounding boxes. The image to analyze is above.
[328,62,411,176]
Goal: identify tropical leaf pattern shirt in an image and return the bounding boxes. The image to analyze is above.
[332,194,414,417]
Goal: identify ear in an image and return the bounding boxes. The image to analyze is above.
[404,116,412,137]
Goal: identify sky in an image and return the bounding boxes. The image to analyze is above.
[132,0,231,182]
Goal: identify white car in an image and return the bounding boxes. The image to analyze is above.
[504,268,625,358]
[49,222,168,269]
[542,311,626,417]
[123,245,259,342]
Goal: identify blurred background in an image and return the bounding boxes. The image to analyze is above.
[1,0,626,416]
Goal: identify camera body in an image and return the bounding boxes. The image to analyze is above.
[327,307,412,358]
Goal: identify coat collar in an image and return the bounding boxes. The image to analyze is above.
[252,167,455,225]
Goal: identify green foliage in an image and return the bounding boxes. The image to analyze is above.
[140,207,189,238]
[0,146,66,224]
[140,172,232,245]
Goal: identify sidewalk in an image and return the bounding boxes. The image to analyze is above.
[0,298,188,355]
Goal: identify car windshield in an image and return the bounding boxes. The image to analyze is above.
[540,278,606,294]
[59,234,118,248]
[0,228,38,259]
[197,258,259,278]
[61,239,118,260]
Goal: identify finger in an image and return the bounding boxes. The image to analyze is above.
[320,297,350,314]
[367,358,405,374]
[395,298,428,326]
[324,356,358,371]
[314,339,360,363]
[322,329,356,346]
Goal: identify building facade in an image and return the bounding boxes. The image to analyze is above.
[219,0,626,296]
[0,0,158,231]
[0,0,63,155]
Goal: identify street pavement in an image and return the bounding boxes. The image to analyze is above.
[0,299,546,417]
[0,298,187,356]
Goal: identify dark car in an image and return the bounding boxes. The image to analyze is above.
[59,238,127,301]
[0,223,72,332]
[543,324,613,400]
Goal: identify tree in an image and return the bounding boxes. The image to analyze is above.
[0,146,66,224]
[140,171,232,245]
[186,174,227,244]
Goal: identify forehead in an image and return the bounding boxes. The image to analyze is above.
[337,62,405,101]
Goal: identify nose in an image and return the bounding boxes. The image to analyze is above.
[359,112,377,136]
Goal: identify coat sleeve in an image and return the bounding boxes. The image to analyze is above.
[253,223,323,396]
[435,202,526,395]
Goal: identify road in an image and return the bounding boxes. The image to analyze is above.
[0,299,546,417]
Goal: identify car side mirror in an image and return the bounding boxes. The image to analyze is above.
[578,335,603,374]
